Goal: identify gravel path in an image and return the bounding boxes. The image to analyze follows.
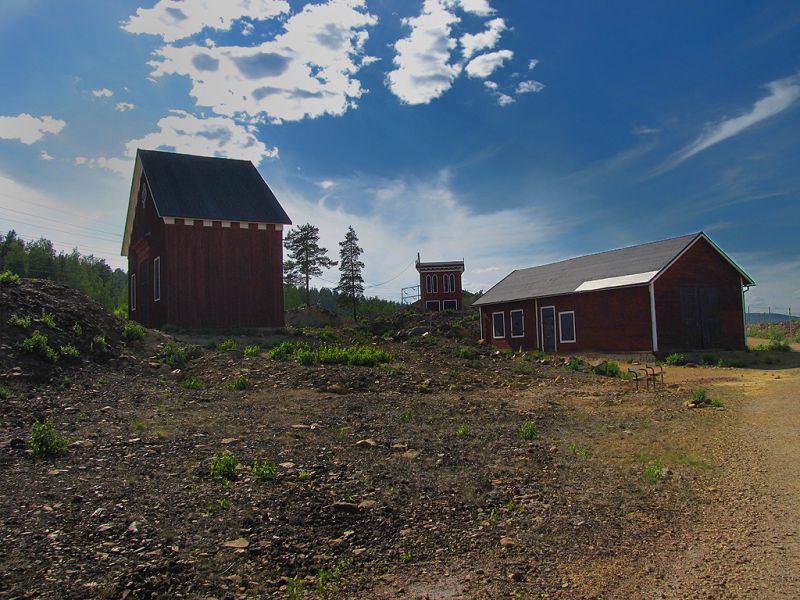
[654,366,800,598]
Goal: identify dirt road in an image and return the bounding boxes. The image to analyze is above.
[654,364,800,598]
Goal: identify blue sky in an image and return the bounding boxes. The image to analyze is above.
[0,0,798,311]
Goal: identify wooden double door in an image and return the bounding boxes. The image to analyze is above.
[680,286,721,349]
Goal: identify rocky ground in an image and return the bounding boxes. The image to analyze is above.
[1,279,798,599]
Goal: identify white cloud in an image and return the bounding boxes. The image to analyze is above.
[317,179,335,190]
[447,0,495,16]
[516,79,544,94]
[115,102,136,112]
[0,114,66,145]
[528,58,539,70]
[460,17,506,59]
[92,88,114,97]
[123,0,291,42]
[147,0,378,122]
[465,49,512,78]
[496,93,514,106]
[632,125,659,135]
[39,150,54,161]
[674,73,800,165]
[74,156,131,176]
[386,0,462,105]
[483,81,498,91]
[278,171,563,297]
[242,22,255,36]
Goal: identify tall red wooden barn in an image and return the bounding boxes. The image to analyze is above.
[121,149,292,329]
[473,233,754,353]
[416,255,465,311]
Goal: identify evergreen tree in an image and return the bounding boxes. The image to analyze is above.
[335,226,365,321]
[283,223,336,306]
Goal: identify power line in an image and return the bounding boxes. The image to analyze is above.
[0,191,113,222]
[0,227,121,258]
[0,203,122,238]
[0,214,122,245]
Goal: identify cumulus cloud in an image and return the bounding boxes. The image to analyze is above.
[0,114,66,145]
[39,150,54,161]
[146,0,377,122]
[516,79,544,94]
[115,102,135,112]
[460,17,505,59]
[528,58,539,70]
[496,93,514,106]
[386,0,462,105]
[672,73,800,166]
[483,81,498,91]
[317,179,335,190]
[446,0,495,16]
[465,49,513,78]
[92,88,114,97]
[123,0,290,42]
[74,156,130,176]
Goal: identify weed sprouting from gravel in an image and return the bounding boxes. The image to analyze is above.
[60,344,80,358]
[692,387,709,404]
[91,335,110,354]
[160,341,190,367]
[29,418,68,457]
[636,454,665,483]
[72,322,82,336]
[665,353,687,365]
[0,270,22,285]
[40,311,57,329]
[210,450,238,480]
[8,313,31,328]
[569,443,589,458]
[224,376,250,391]
[517,420,538,440]
[218,339,238,351]
[380,362,405,376]
[269,341,392,366]
[251,459,277,479]
[710,397,724,408]
[244,345,261,357]
[286,576,304,599]
[400,550,413,564]
[182,377,204,390]
[298,469,312,480]
[0,386,12,400]
[455,424,471,437]
[453,346,479,359]
[399,409,414,423]
[122,321,146,342]
[19,331,58,362]
[565,357,581,371]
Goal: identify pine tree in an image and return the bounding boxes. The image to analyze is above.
[283,223,336,306]
[335,226,365,321]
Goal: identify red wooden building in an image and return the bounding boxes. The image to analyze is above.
[473,233,754,353]
[121,149,292,329]
[416,255,465,311]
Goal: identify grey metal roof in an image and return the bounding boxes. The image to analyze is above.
[138,149,291,224]
[473,232,751,306]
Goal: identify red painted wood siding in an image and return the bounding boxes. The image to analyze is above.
[419,270,463,309]
[127,176,165,328]
[654,237,745,350]
[480,285,653,353]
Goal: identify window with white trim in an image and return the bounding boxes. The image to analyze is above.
[443,273,455,293]
[559,311,576,343]
[153,257,161,302]
[426,300,441,311]
[443,299,458,310]
[426,274,438,293]
[130,274,137,311]
[510,309,524,337]
[492,312,505,338]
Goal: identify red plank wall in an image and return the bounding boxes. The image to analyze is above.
[654,237,745,350]
[127,177,165,328]
[480,285,653,353]
[161,220,284,328]
[420,271,463,309]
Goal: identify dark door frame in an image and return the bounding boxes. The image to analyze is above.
[540,305,557,353]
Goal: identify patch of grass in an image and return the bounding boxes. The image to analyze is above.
[455,424,471,437]
[453,346,479,359]
[30,417,68,457]
[564,357,581,371]
[286,576,304,600]
[592,360,634,379]
[8,313,31,328]
[210,450,238,480]
[379,362,405,376]
[316,558,353,597]
[60,344,80,358]
[269,340,392,367]
[636,454,665,483]
[224,376,250,391]
[0,386,12,400]
[752,340,792,352]
[400,550,413,564]
[517,420,538,440]
[268,340,311,360]
[0,270,22,285]
[510,362,536,376]
[298,469,312,480]
[160,341,190,367]
[130,419,147,431]
[72,322,82,336]
[181,376,204,390]
[91,335,110,354]
[40,311,57,329]
[416,381,431,393]
[244,344,261,357]
[19,330,58,362]
[399,409,414,423]
[569,443,589,458]
[665,353,686,366]
[691,387,709,404]
[251,459,277,479]
[122,321,146,342]
[218,338,238,351]
[710,397,724,408]
[667,450,712,470]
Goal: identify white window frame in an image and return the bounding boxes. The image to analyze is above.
[425,300,441,311]
[130,274,137,311]
[510,309,525,338]
[426,274,438,294]
[492,311,506,339]
[443,299,457,310]
[443,273,455,293]
[559,310,576,344]
[153,256,161,302]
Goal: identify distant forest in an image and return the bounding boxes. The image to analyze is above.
[283,284,400,318]
[0,230,127,311]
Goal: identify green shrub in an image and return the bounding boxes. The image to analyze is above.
[453,346,479,359]
[244,344,261,357]
[692,387,709,404]
[210,450,238,480]
[641,457,664,483]
[113,304,128,319]
[0,386,12,400]
[251,459,277,479]
[60,344,80,358]
[710,398,724,408]
[511,362,536,376]
[30,417,68,457]
[268,340,311,360]
[182,376,203,390]
[218,339,238,351]
[0,270,22,285]
[19,331,58,362]
[593,361,622,378]
[40,311,57,329]
[122,321,146,342]
[224,376,250,391]
[8,313,31,329]
[72,322,83,336]
[91,335,110,354]
[517,420,538,440]
[665,353,686,366]
[160,341,190,366]
[564,357,581,371]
